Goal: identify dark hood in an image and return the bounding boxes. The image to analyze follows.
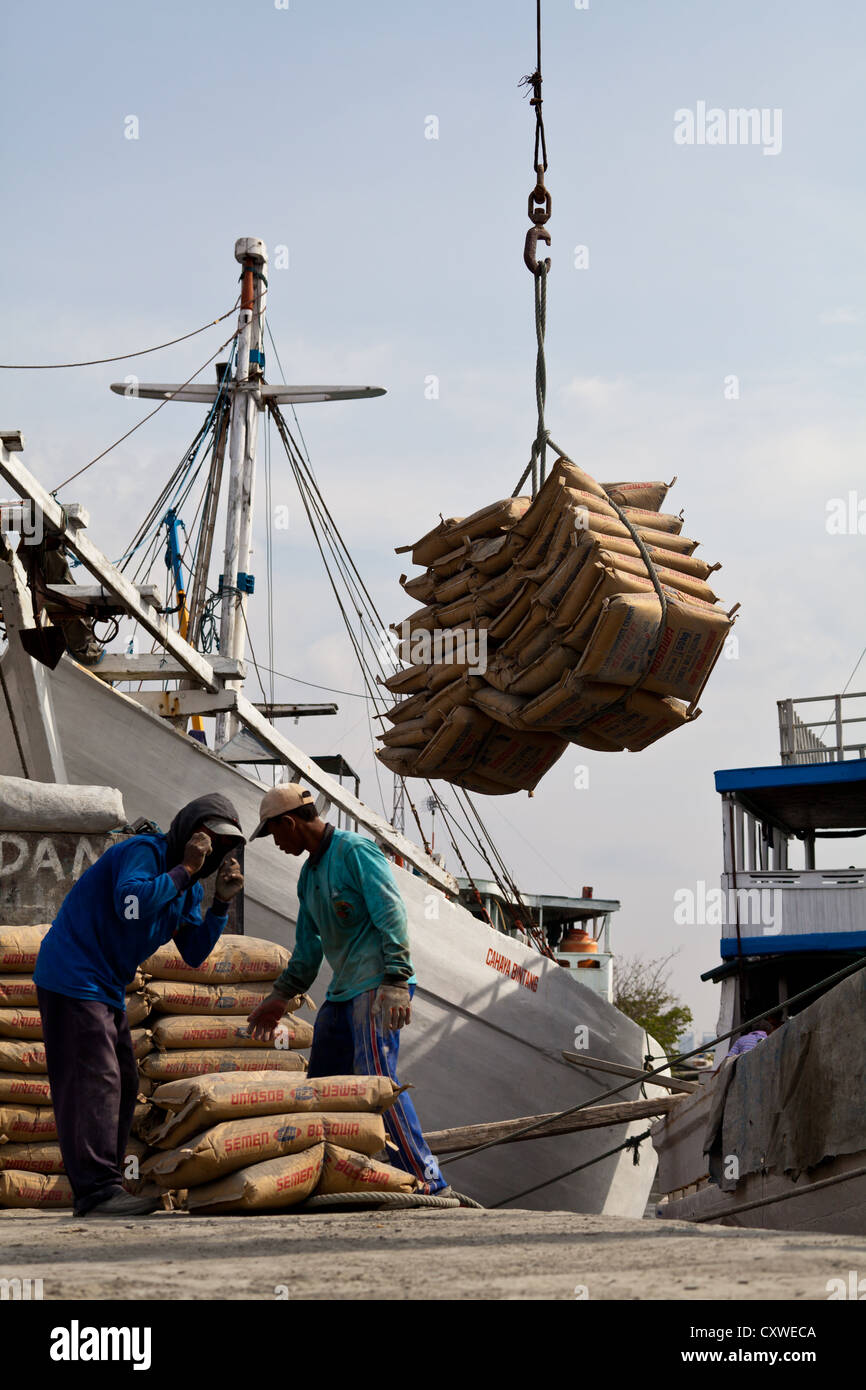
[164,793,244,881]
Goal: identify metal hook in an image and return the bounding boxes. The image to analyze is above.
[524,225,551,275]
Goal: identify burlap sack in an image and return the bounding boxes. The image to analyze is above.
[0,1041,47,1074]
[0,976,39,1007]
[144,981,277,1016]
[139,1049,307,1082]
[318,1142,419,1194]
[0,1073,51,1105]
[125,993,152,1028]
[151,1015,313,1051]
[141,935,289,985]
[602,479,674,511]
[0,1105,57,1142]
[575,592,733,703]
[0,1170,73,1208]
[0,926,50,973]
[0,1141,65,1174]
[0,1007,42,1040]
[145,1073,404,1148]
[186,1145,325,1214]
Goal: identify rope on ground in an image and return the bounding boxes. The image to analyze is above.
[0,303,240,370]
[445,951,866,1168]
[492,1130,653,1210]
[298,1192,461,1211]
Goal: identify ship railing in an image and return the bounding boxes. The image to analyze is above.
[718,869,866,942]
[778,693,866,764]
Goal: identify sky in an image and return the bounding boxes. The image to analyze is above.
[1,0,865,1032]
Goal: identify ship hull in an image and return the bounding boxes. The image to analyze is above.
[0,653,666,1214]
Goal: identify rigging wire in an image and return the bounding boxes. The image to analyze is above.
[50,326,240,494]
[0,303,240,370]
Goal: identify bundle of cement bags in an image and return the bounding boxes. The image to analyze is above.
[0,924,150,1209]
[138,936,310,1084]
[137,1071,423,1212]
[377,462,737,792]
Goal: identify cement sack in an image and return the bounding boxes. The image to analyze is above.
[517,502,589,580]
[187,1145,325,1214]
[557,563,710,650]
[0,1008,42,1040]
[414,707,494,777]
[464,727,568,793]
[511,461,611,544]
[381,690,437,724]
[521,673,692,748]
[144,981,279,1016]
[151,1014,313,1051]
[127,970,146,993]
[400,571,437,603]
[508,645,575,697]
[141,935,289,985]
[602,479,675,512]
[429,660,472,692]
[482,654,521,693]
[594,548,720,604]
[395,515,465,567]
[486,582,538,642]
[0,775,125,833]
[125,992,151,1028]
[511,621,565,670]
[433,567,479,604]
[0,975,39,1007]
[381,664,430,696]
[621,506,683,535]
[0,1105,57,1142]
[131,1029,152,1060]
[392,603,441,636]
[425,673,483,722]
[0,1073,51,1105]
[499,602,557,660]
[142,1112,329,1187]
[472,686,531,730]
[145,1073,404,1149]
[381,718,439,748]
[576,592,733,703]
[437,592,498,628]
[0,1141,65,1174]
[468,534,515,576]
[525,543,588,620]
[139,1048,306,1083]
[375,747,422,778]
[632,524,698,556]
[0,1170,73,1208]
[429,541,472,579]
[474,562,527,609]
[397,498,530,568]
[318,1142,418,1194]
[0,1041,47,1074]
[0,926,50,974]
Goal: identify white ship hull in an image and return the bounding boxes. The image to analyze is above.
[0,653,665,1214]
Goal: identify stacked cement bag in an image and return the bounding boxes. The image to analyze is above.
[377,462,737,792]
[138,935,311,1086]
[0,924,151,1209]
[138,1071,422,1213]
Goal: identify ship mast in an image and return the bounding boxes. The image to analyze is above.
[215,237,268,747]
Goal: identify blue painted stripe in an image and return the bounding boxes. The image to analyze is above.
[720,931,866,957]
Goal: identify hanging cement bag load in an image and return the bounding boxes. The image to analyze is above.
[143,1072,405,1149]
[186,1145,326,1213]
[378,458,737,790]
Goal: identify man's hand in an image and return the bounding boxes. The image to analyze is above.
[246,991,290,1042]
[372,984,411,1031]
[214,856,244,903]
[182,830,212,876]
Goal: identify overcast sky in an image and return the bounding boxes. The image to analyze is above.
[2,0,865,1031]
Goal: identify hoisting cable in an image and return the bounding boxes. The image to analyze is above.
[444,950,866,1170]
[492,1130,653,1209]
[0,302,240,370]
[515,0,553,498]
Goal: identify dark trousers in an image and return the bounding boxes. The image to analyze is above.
[37,986,139,1215]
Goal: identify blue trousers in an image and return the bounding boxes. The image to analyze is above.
[305,985,447,1193]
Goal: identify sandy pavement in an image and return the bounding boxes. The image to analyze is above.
[2,1206,865,1300]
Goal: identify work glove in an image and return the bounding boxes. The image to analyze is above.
[182,830,212,875]
[372,983,412,1031]
[214,856,244,903]
[246,991,290,1042]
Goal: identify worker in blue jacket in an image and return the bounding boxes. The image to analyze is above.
[34,792,245,1218]
[246,783,449,1196]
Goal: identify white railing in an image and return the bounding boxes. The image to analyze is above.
[778,693,866,764]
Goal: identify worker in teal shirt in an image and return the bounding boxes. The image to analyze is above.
[246,782,449,1195]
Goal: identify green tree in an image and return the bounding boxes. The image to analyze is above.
[613,951,693,1057]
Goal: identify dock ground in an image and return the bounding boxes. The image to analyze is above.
[2,1207,865,1300]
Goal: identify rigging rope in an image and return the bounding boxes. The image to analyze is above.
[0,303,240,370]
